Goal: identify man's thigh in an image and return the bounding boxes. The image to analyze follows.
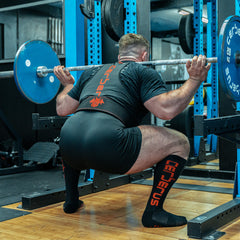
[125,125,189,175]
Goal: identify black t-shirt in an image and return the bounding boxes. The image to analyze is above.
[68,62,167,125]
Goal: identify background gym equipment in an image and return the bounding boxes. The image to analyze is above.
[178,13,194,55]
[14,40,61,104]
[101,0,124,41]
[218,15,240,102]
[0,15,240,104]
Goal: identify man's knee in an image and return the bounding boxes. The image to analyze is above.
[179,132,190,146]
[177,132,190,158]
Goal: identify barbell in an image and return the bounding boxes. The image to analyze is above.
[0,15,240,104]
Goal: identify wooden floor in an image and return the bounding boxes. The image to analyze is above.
[189,159,220,170]
[0,172,240,240]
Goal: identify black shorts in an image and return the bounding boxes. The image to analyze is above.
[59,111,142,174]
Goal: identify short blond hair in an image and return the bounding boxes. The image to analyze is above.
[118,33,149,58]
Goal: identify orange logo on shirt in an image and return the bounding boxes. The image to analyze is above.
[96,65,116,96]
[89,97,104,107]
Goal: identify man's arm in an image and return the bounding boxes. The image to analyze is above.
[54,66,80,116]
[144,55,211,120]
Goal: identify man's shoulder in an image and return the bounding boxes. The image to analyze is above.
[125,61,151,72]
[128,62,159,77]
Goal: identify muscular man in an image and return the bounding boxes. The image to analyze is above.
[54,33,211,228]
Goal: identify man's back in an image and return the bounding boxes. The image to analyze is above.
[70,62,167,127]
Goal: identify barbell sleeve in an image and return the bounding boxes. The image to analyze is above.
[0,70,14,79]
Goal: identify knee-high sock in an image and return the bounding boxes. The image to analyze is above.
[142,155,187,227]
[62,159,83,213]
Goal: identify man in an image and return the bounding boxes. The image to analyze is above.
[54,33,211,228]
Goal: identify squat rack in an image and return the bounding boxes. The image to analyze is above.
[21,1,240,240]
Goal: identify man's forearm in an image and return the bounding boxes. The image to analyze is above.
[145,78,203,120]
[56,84,74,109]
[164,78,202,115]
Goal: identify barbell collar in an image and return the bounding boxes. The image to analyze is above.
[36,66,48,78]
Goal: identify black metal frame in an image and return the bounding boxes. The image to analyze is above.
[182,167,235,180]
[21,168,153,210]
[188,198,240,239]
[133,179,234,194]
[32,113,68,130]
[182,114,240,238]
[194,115,240,138]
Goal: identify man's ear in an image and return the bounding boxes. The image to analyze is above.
[141,51,148,61]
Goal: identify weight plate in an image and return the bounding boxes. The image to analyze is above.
[14,40,60,104]
[102,0,124,42]
[218,15,240,102]
[178,13,194,55]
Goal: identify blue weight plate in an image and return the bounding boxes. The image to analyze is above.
[218,15,240,102]
[14,40,60,104]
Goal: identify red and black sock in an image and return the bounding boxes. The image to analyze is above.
[142,155,187,227]
[62,159,84,213]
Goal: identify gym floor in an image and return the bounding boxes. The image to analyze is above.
[0,160,239,240]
